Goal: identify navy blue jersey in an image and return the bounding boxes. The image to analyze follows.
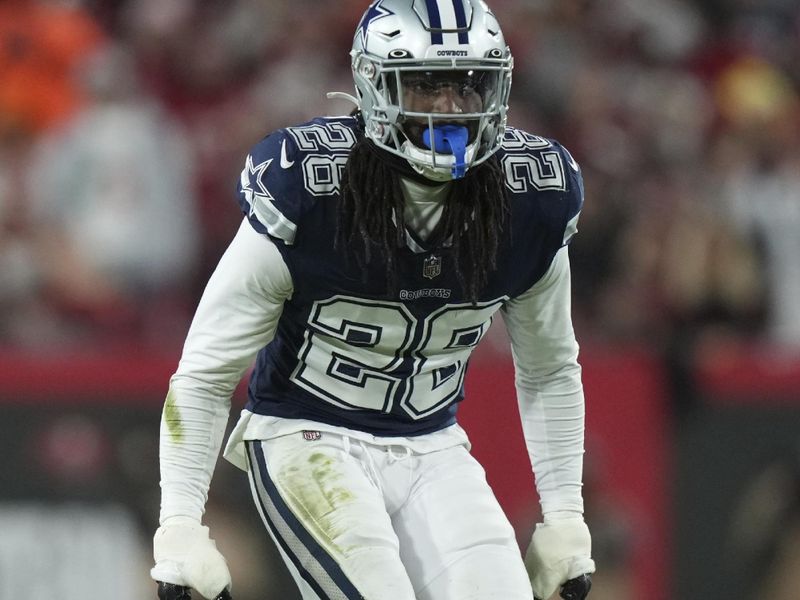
[236,116,583,436]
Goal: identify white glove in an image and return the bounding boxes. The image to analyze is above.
[151,516,232,600]
[524,515,595,600]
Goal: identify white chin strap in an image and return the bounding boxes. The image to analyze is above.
[400,140,479,182]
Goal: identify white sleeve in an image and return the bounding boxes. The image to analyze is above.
[501,247,585,517]
[159,219,293,523]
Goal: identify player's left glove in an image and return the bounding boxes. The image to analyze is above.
[524,515,595,600]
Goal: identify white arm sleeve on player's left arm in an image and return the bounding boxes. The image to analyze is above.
[502,247,585,517]
[159,218,293,523]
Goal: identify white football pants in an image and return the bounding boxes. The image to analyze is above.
[245,431,534,600]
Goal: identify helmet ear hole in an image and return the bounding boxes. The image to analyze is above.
[389,49,412,59]
[357,59,377,81]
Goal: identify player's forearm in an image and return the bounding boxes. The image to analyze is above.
[516,377,586,516]
[158,317,264,522]
[514,335,585,517]
[158,384,231,522]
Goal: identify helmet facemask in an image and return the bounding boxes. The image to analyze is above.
[350,0,513,181]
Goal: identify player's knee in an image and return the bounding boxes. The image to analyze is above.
[341,546,416,600]
[419,547,533,600]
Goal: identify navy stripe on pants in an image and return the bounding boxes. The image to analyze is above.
[246,441,364,600]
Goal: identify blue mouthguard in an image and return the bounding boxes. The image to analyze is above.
[422,125,469,179]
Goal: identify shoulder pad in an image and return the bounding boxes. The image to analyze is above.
[237,117,359,244]
[498,128,584,245]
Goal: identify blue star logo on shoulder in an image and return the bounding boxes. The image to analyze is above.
[422,125,469,179]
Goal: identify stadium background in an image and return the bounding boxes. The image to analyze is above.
[1,1,799,599]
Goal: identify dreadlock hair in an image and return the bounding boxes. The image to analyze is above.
[336,134,510,302]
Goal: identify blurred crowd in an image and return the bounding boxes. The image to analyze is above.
[1,0,799,357]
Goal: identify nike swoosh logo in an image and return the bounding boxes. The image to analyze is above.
[280,139,294,169]
[563,147,580,172]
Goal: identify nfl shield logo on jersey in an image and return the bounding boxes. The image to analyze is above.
[423,255,442,279]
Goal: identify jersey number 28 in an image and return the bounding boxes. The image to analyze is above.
[290,296,503,419]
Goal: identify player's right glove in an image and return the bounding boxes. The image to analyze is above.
[524,515,595,600]
[151,516,232,600]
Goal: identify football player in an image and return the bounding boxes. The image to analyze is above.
[151,1,595,599]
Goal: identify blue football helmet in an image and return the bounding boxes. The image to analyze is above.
[349,0,513,180]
